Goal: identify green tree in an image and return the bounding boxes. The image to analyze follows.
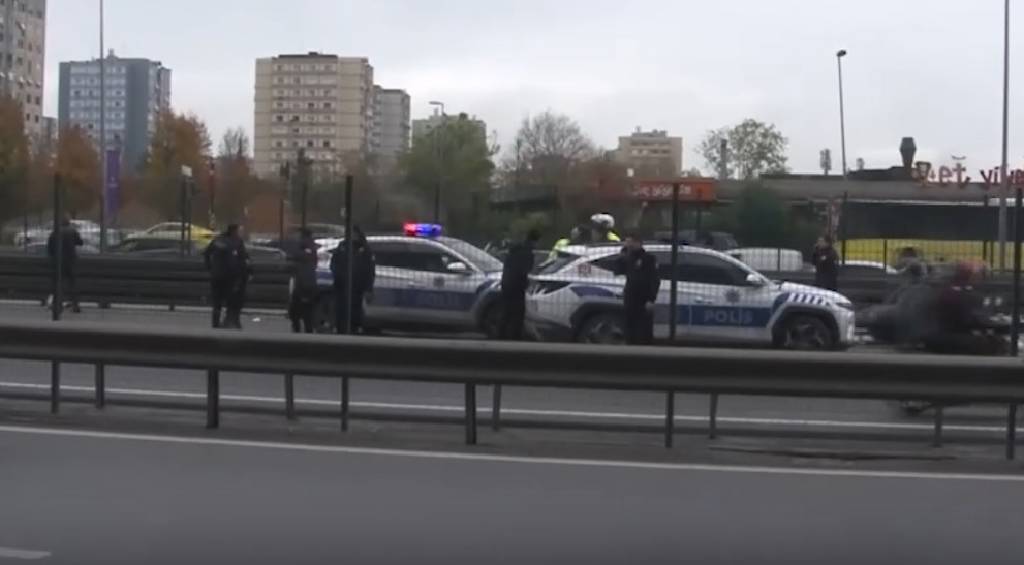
[54,125,101,217]
[400,114,495,234]
[140,112,213,222]
[0,95,30,225]
[698,119,789,180]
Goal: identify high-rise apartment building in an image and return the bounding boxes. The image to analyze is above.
[0,0,47,138]
[615,128,683,177]
[254,52,374,178]
[370,86,410,160]
[58,53,172,168]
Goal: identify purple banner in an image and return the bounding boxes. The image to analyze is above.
[104,149,121,221]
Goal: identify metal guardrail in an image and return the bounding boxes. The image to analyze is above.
[0,320,1022,458]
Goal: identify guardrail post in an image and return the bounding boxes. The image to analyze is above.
[491,384,502,431]
[465,384,478,445]
[340,377,350,432]
[664,392,675,448]
[95,364,106,409]
[206,369,220,429]
[932,405,944,448]
[284,374,296,421]
[1007,404,1018,461]
[708,393,720,439]
[50,361,60,414]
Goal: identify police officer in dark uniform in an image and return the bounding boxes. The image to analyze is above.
[615,233,661,345]
[203,224,251,329]
[330,228,376,334]
[288,228,319,334]
[47,216,84,313]
[499,229,540,340]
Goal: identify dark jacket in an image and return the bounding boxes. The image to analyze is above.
[811,245,839,289]
[330,242,376,294]
[46,226,84,270]
[204,234,250,282]
[615,247,661,305]
[289,237,320,301]
[501,241,536,294]
[935,285,987,334]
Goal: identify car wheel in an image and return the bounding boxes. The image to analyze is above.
[577,313,626,345]
[481,302,502,340]
[313,294,336,335]
[777,315,834,351]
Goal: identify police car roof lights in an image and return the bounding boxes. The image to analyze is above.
[404,223,443,238]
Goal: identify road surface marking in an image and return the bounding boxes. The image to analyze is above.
[0,424,1021,482]
[0,547,50,560]
[0,381,1010,435]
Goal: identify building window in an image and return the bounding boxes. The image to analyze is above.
[323,141,331,149]
[323,102,332,109]
[275,115,284,122]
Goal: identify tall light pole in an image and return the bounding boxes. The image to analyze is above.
[428,100,445,223]
[998,0,1011,272]
[836,49,849,177]
[98,0,107,252]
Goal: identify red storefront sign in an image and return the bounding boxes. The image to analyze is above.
[627,178,717,202]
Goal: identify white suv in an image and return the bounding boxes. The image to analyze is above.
[526,244,856,350]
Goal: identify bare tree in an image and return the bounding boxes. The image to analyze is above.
[218,127,251,160]
[698,119,789,180]
[507,111,596,184]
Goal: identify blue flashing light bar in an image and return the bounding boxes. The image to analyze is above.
[403,223,443,238]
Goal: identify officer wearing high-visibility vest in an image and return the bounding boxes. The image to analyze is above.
[549,226,589,260]
[590,213,621,243]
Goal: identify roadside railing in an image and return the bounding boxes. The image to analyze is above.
[0,320,1022,459]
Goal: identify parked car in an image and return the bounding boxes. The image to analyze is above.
[727,248,808,273]
[526,243,856,350]
[839,260,900,277]
[130,222,215,244]
[12,219,102,248]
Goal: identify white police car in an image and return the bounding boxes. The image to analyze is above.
[526,243,856,350]
[313,224,505,336]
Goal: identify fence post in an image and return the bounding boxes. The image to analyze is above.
[341,377,350,432]
[1011,187,1022,356]
[882,239,889,268]
[491,384,502,431]
[95,364,106,409]
[50,362,60,414]
[932,405,944,448]
[284,374,296,420]
[708,393,720,439]
[51,174,63,322]
[669,184,681,341]
[206,369,220,429]
[343,175,354,335]
[465,383,478,445]
[1006,404,1018,461]
[664,391,675,448]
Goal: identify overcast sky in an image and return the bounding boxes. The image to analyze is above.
[44,0,1021,175]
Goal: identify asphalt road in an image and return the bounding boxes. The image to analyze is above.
[0,425,1022,565]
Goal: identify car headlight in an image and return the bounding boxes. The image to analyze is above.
[833,301,854,312]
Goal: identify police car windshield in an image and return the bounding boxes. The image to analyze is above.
[536,252,580,275]
[440,238,503,272]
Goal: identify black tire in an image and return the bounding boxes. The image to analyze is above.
[577,312,626,345]
[775,314,835,351]
[480,302,502,340]
[312,294,336,335]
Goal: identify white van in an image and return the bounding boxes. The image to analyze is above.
[727,248,808,273]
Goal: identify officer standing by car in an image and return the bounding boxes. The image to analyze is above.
[330,228,376,334]
[614,233,660,345]
[811,235,840,291]
[287,228,319,333]
[46,215,84,313]
[499,229,541,340]
[203,224,250,329]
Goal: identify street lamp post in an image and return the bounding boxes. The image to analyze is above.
[429,100,445,223]
[98,0,108,253]
[998,0,1011,272]
[836,49,849,177]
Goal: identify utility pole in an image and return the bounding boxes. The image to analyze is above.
[836,49,849,177]
[998,0,1011,271]
[99,0,107,253]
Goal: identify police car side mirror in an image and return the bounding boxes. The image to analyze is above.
[446,261,471,275]
[745,273,767,287]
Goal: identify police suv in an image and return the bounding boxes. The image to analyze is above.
[526,243,856,350]
[313,224,504,336]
